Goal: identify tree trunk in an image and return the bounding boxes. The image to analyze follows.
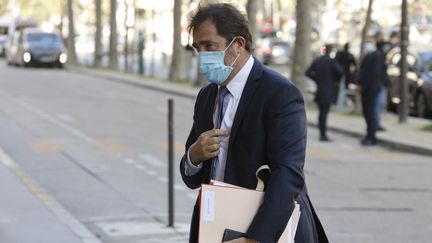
[290,0,312,97]
[359,0,374,60]
[276,0,284,31]
[59,1,65,37]
[169,0,184,82]
[67,0,78,65]
[354,0,374,114]
[399,0,409,123]
[94,0,102,68]
[109,0,118,70]
[246,0,257,50]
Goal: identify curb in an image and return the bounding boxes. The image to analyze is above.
[308,121,432,156]
[67,66,432,157]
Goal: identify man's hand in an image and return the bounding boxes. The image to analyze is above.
[224,237,258,243]
[189,129,229,165]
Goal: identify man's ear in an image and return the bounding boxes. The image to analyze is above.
[234,36,246,51]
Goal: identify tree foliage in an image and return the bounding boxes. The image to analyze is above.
[0,0,10,16]
[16,0,60,23]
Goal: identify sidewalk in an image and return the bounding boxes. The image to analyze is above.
[307,108,432,155]
[70,65,432,156]
[0,148,102,243]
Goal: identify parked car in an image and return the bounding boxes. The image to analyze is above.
[6,28,67,68]
[255,38,292,65]
[415,54,432,118]
[386,47,432,118]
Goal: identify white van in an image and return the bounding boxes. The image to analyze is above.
[2,17,37,58]
[0,17,12,56]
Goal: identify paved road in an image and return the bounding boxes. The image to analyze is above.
[0,59,431,243]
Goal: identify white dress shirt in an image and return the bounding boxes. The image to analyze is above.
[185,55,255,181]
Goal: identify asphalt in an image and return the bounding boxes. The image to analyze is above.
[70,65,432,156]
[0,65,430,243]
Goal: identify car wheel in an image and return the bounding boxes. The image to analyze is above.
[416,92,429,118]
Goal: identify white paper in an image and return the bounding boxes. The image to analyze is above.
[287,218,293,243]
[202,190,215,221]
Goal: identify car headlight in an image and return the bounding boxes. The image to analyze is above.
[391,97,401,104]
[417,78,424,86]
[59,53,67,64]
[23,52,31,63]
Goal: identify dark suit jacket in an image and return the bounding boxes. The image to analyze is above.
[357,50,389,96]
[180,58,328,243]
[335,50,357,86]
[306,55,344,105]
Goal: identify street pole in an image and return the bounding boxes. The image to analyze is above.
[399,0,409,123]
[167,99,175,228]
[151,9,156,77]
[138,31,145,75]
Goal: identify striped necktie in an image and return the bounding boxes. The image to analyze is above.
[217,86,229,128]
[211,86,229,180]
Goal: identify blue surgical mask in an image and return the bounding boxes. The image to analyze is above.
[198,38,240,85]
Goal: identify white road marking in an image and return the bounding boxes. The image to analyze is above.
[146,170,158,176]
[135,164,146,170]
[124,158,136,165]
[56,113,75,123]
[139,153,165,167]
[95,221,189,237]
[157,176,168,183]
[17,98,93,142]
[174,184,186,192]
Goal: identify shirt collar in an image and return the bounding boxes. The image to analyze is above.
[225,55,254,100]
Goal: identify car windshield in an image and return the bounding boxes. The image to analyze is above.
[27,33,61,43]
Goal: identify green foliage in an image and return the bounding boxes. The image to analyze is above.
[0,0,10,15]
[421,123,432,132]
[17,0,61,23]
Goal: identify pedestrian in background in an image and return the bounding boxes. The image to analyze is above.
[306,44,344,141]
[335,42,357,110]
[335,42,357,89]
[374,49,390,132]
[357,41,389,145]
[180,3,328,243]
[375,34,392,132]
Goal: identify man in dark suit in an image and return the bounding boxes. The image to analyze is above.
[179,3,328,243]
[306,45,343,141]
[357,40,389,145]
[335,43,357,89]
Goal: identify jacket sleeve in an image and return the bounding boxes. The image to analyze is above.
[179,88,208,189]
[333,61,344,83]
[305,60,317,81]
[246,83,307,243]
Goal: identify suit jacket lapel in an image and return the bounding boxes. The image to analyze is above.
[204,84,218,131]
[229,59,263,145]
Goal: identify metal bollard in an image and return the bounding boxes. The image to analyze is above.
[168,99,175,227]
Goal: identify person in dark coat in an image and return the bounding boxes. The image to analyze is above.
[180,3,328,243]
[335,43,357,89]
[306,45,344,141]
[357,40,389,145]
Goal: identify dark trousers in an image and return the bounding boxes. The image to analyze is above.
[189,203,199,243]
[362,92,378,141]
[318,103,331,138]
